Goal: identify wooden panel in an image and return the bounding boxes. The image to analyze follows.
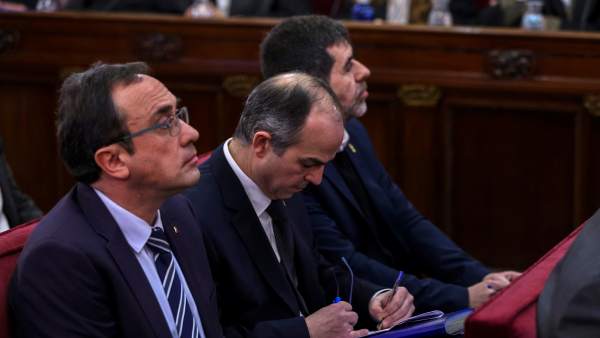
[450,105,575,269]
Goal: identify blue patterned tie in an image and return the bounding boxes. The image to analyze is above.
[147,227,200,338]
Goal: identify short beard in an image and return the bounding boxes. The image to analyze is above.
[345,101,367,120]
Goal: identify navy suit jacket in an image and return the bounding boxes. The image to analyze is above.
[303,118,490,312]
[537,208,600,338]
[184,145,380,338]
[10,183,223,338]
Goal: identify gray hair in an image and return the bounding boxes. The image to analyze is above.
[233,72,342,155]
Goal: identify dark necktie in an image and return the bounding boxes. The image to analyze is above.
[266,200,308,314]
[266,200,297,284]
[147,227,201,338]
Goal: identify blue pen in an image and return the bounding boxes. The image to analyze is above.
[377,271,404,330]
[384,271,404,308]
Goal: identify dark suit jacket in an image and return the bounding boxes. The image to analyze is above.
[0,138,42,228]
[64,0,310,16]
[64,0,192,13]
[9,183,223,338]
[537,208,600,338]
[544,0,600,30]
[184,145,380,338]
[303,118,490,313]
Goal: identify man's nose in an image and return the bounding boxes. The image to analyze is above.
[180,120,199,145]
[305,166,325,186]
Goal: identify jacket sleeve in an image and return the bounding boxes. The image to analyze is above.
[304,119,491,312]
[10,240,117,337]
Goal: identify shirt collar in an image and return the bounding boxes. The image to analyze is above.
[339,128,350,152]
[222,139,271,217]
[94,188,162,253]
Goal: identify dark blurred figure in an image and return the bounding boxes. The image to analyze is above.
[537,209,600,338]
[62,0,311,16]
[451,0,504,26]
[332,0,503,26]
[544,0,600,30]
[0,136,42,232]
[0,0,33,11]
[63,0,192,14]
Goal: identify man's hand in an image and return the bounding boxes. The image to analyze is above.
[369,288,414,330]
[484,270,521,284]
[305,302,368,338]
[468,270,522,308]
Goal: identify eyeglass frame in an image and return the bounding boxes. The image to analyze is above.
[113,106,189,144]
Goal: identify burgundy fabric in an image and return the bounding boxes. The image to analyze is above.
[0,219,39,338]
[465,224,584,338]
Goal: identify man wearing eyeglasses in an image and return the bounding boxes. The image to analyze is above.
[10,62,223,338]
[184,72,414,338]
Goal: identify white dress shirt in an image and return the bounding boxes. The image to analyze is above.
[94,189,207,338]
[223,139,282,262]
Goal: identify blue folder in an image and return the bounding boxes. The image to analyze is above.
[368,308,473,338]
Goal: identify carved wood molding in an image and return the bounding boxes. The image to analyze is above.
[222,75,259,98]
[134,33,183,62]
[584,95,600,117]
[0,29,20,55]
[487,49,536,79]
[397,84,441,107]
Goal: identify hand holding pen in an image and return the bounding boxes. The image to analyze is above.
[372,271,415,330]
[383,271,404,308]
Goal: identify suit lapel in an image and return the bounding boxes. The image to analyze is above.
[343,140,413,256]
[75,183,170,338]
[211,147,301,315]
[323,158,366,218]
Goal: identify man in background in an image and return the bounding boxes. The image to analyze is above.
[260,15,520,313]
[537,208,600,338]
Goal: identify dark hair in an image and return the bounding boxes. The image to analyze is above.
[260,15,350,81]
[234,72,342,155]
[56,61,149,184]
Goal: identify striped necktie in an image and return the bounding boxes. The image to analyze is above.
[147,227,201,338]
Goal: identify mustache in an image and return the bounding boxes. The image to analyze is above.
[356,82,367,96]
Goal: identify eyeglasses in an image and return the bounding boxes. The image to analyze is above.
[116,106,189,143]
[332,257,354,304]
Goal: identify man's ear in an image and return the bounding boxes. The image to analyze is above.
[94,144,130,180]
[251,131,272,158]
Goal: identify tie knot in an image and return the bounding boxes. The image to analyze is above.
[147,227,171,254]
[266,200,287,223]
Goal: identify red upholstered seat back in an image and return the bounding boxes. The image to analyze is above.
[0,219,39,338]
[464,224,583,338]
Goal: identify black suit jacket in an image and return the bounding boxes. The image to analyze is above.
[10,183,223,338]
[537,208,600,338]
[303,118,490,313]
[64,0,310,16]
[184,145,380,338]
[0,138,41,228]
[545,0,600,30]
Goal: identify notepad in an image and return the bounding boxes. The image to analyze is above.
[368,310,445,336]
[367,308,473,337]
